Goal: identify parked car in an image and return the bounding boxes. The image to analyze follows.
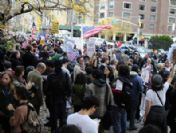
[136,47,149,58]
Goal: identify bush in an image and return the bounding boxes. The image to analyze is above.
[149,35,173,50]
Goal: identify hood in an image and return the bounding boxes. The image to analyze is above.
[93,78,106,87]
[130,71,138,76]
[118,76,133,87]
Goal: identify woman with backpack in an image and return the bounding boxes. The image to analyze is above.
[10,85,29,133]
[144,68,175,133]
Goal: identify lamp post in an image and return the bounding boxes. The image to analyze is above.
[137,16,141,46]
[172,23,175,37]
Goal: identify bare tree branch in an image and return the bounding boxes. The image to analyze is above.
[0,0,90,23]
[5,2,33,22]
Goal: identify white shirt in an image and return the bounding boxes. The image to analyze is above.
[67,113,98,133]
[145,82,170,106]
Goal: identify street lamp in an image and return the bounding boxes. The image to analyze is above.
[137,15,141,46]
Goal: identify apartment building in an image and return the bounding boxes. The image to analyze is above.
[94,0,176,39]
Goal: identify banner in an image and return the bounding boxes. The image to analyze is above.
[87,38,95,57]
[51,20,59,34]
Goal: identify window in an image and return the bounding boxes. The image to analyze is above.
[139,5,145,11]
[150,15,156,21]
[123,3,132,9]
[149,24,155,30]
[100,13,105,18]
[168,25,172,32]
[139,14,145,19]
[109,1,114,9]
[170,8,176,15]
[100,4,105,9]
[170,0,176,5]
[123,12,131,19]
[151,6,156,12]
[169,17,175,24]
[108,12,114,17]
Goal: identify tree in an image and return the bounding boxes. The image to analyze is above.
[0,0,89,45]
[149,35,173,50]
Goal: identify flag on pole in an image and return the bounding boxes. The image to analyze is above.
[31,22,36,39]
[83,25,112,39]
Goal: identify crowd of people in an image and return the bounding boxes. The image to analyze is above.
[0,38,175,133]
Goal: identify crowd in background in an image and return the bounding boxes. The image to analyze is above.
[0,38,175,133]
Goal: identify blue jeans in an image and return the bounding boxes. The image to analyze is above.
[112,107,127,133]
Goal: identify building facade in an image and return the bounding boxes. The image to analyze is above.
[94,0,176,40]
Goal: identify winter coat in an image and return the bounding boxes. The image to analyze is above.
[86,79,114,117]
[22,51,37,67]
[27,70,43,106]
[130,71,143,108]
[10,104,28,133]
[47,70,71,102]
[0,86,14,117]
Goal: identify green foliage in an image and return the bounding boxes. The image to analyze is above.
[149,35,173,50]
[4,39,16,51]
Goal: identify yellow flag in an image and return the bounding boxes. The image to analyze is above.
[36,16,42,32]
[51,19,59,34]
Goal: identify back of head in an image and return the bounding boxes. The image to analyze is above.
[4,60,12,69]
[152,74,163,91]
[81,96,99,110]
[139,125,161,133]
[118,64,130,78]
[15,65,24,77]
[15,85,29,100]
[54,59,63,73]
[26,45,32,52]
[75,73,86,85]
[92,69,104,79]
[131,64,139,73]
[36,62,46,70]
[60,125,82,133]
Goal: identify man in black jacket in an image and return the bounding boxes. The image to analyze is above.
[22,45,37,67]
[47,59,71,133]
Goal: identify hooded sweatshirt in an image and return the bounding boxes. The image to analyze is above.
[86,79,114,117]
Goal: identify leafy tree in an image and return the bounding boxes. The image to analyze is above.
[149,35,173,50]
[0,0,89,45]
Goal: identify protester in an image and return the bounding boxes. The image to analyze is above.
[0,72,15,133]
[128,64,143,130]
[10,85,28,133]
[47,59,71,132]
[72,73,87,112]
[59,125,82,133]
[67,96,99,133]
[144,69,175,133]
[27,62,46,114]
[112,64,132,133]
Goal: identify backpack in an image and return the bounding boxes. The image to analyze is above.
[22,103,43,133]
[112,77,133,111]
